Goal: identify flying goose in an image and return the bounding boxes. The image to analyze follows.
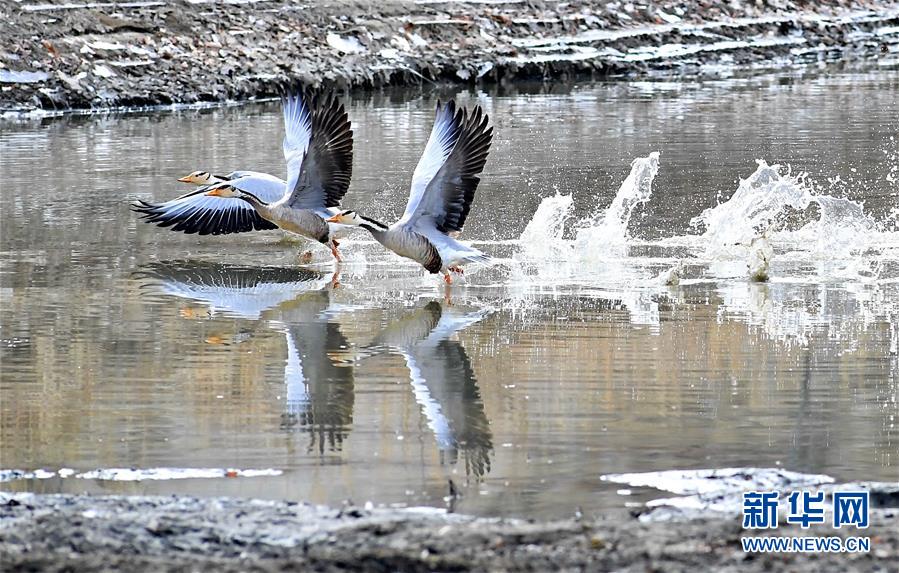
[327,100,492,283]
[134,90,354,260]
[133,169,285,235]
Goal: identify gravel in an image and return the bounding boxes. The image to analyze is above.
[1,0,897,113]
[1,490,897,572]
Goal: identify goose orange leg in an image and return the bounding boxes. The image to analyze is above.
[330,266,341,289]
[443,276,453,305]
[330,238,342,262]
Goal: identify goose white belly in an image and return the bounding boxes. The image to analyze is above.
[420,226,488,269]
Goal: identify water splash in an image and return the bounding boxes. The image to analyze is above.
[509,153,664,323]
[575,152,660,254]
[506,151,897,350]
[514,155,893,285]
[747,234,772,282]
[517,152,661,266]
[693,160,877,261]
[883,134,898,187]
[517,193,574,262]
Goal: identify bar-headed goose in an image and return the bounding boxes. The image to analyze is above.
[134,169,281,235]
[134,90,353,260]
[327,100,492,283]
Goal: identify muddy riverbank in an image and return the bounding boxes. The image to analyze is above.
[1,0,897,113]
[1,490,897,572]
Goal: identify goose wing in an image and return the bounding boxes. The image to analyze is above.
[281,90,353,211]
[133,173,283,235]
[397,100,493,235]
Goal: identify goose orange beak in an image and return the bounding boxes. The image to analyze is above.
[326,214,341,223]
[177,175,192,183]
[205,188,224,197]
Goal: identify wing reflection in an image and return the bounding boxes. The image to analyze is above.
[374,302,494,478]
[137,260,332,320]
[272,290,354,454]
[137,261,353,453]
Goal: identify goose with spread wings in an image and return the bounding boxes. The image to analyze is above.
[133,90,354,261]
[327,100,492,283]
[133,169,282,235]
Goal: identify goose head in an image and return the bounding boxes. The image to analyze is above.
[326,210,364,226]
[177,170,216,185]
[204,183,266,206]
[327,210,388,231]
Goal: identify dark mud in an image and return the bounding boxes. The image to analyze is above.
[1,490,897,572]
[1,0,897,113]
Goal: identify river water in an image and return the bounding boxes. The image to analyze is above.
[1,69,897,519]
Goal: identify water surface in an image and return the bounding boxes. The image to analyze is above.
[1,70,897,519]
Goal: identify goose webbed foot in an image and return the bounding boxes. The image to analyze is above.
[298,250,314,264]
[442,271,453,285]
[448,265,464,275]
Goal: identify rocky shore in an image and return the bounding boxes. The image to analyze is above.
[1,0,897,113]
[1,491,897,572]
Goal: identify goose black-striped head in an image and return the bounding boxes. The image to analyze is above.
[204,183,240,199]
[203,183,266,207]
[177,170,214,185]
[326,210,362,225]
[326,210,388,231]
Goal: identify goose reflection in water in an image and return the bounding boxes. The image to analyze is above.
[137,261,354,453]
[368,302,494,479]
[137,262,493,476]
[274,288,354,454]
